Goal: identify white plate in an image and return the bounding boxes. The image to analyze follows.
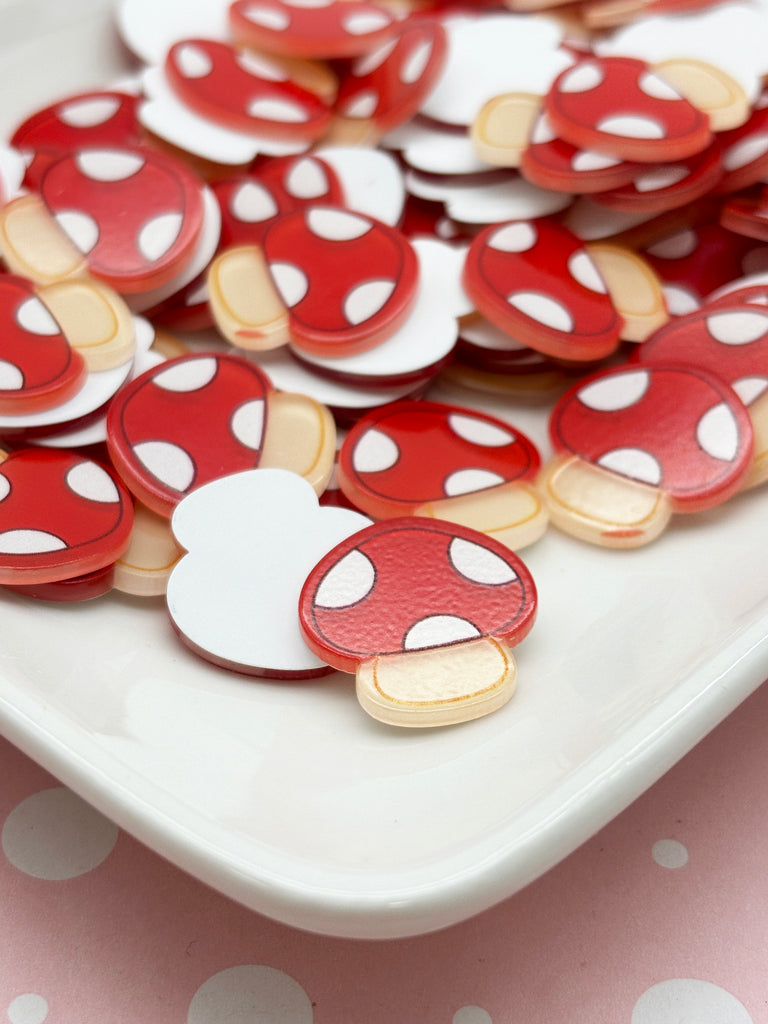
[2,1,768,940]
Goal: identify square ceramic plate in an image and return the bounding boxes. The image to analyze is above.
[1,0,768,940]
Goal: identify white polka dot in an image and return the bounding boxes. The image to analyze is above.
[507,291,574,332]
[697,402,740,462]
[0,361,23,390]
[639,71,682,101]
[559,62,604,93]
[307,207,371,241]
[722,134,768,172]
[343,278,395,325]
[153,357,218,392]
[353,38,397,77]
[596,114,665,139]
[16,297,60,336]
[138,211,183,263]
[340,90,379,119]
[631,979,753,1024]
[706,310,768,345]
[230,181,279,223]
[404,614,481,650]
[55,210,99,255]
[578,369,650,411]
[133,440,196,492]
[448,413,514,448]
[449,536,517,585]
[187,965,313,1024]
[342,11,392,34]
[2,787,118,879]
[66,460,120,503]
[59,96,121,127]
[652,838,689,868]
[175,43,213,79]
[568,251,607,293]
[247,97,310,123]
[269,261,309,308]
[236,50,287,82]
[633,165,688,192]
[230,399,265,450]
[531,116,557,145]
[314,549,375,608]
[242,5,290,30]
[401,39,433,84]
[598,446,661,483]
[0,476,10,502]
[75,150,144,182]
[488,221,537,253]
[732,375,768,405]
[0,529,66,554]
[571,149,621,171]
[444,468,506,496]
[646,229,698,260]
[7,993,49,1024]
[284,158,329,199]
[352,428,400,473]
[453,1008,493,1024]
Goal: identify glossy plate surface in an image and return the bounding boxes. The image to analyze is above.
[1,0,768,939]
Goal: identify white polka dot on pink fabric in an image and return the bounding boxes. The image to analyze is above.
[652,838,689,868]
[453,1007,493,1024]
[631,979,753,1023]
[2,787,118,879]
[187,965,313,1024]
[7,993,49,1024]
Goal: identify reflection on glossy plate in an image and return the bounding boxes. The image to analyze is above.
[1,0,767,939]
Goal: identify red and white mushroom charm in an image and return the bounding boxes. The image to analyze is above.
[462,218,623,361]
[635,303,768,488]
[0,447,134,584]
[337,399,547,549]
[164,39,332,144]
[0,145,207,297]
[106,352,336,517]
[299,517,538,727]
[539,363,754,547]
[208,205,419,356]
[544,56,712,163]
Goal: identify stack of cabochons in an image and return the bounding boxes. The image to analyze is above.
[0,0,766,727]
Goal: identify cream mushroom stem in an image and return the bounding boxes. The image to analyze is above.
[0,193,87,284]
[741,389,768,490]
[537,452,673,548]
[584,242,668,343]
[260,390,336,495]
[206,243,291,349]
[470,91,544,169]
[355,634,517,728]
[36,277,137,372]
[416,481,548,551]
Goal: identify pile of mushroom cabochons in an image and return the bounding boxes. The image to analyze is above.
[0,0,767,726]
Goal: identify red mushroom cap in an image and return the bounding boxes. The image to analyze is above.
[338,399,541,515]
[37,144,206,294]
[545,55,712,163]
[10,90,141,189]
[462,217,622,361]
[298,517,537,674]
[0,274,86,413]
[165,39,332,143]
[106,352,273,517]
[0,448,133,584]
[333,18,448,136]
[228,0,398,59]
[635,303,768,409]
[592,144,723,214]
[549,363,754,511]
[262,205,419,357]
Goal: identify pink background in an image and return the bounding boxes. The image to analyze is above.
[2,673,766,1022]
